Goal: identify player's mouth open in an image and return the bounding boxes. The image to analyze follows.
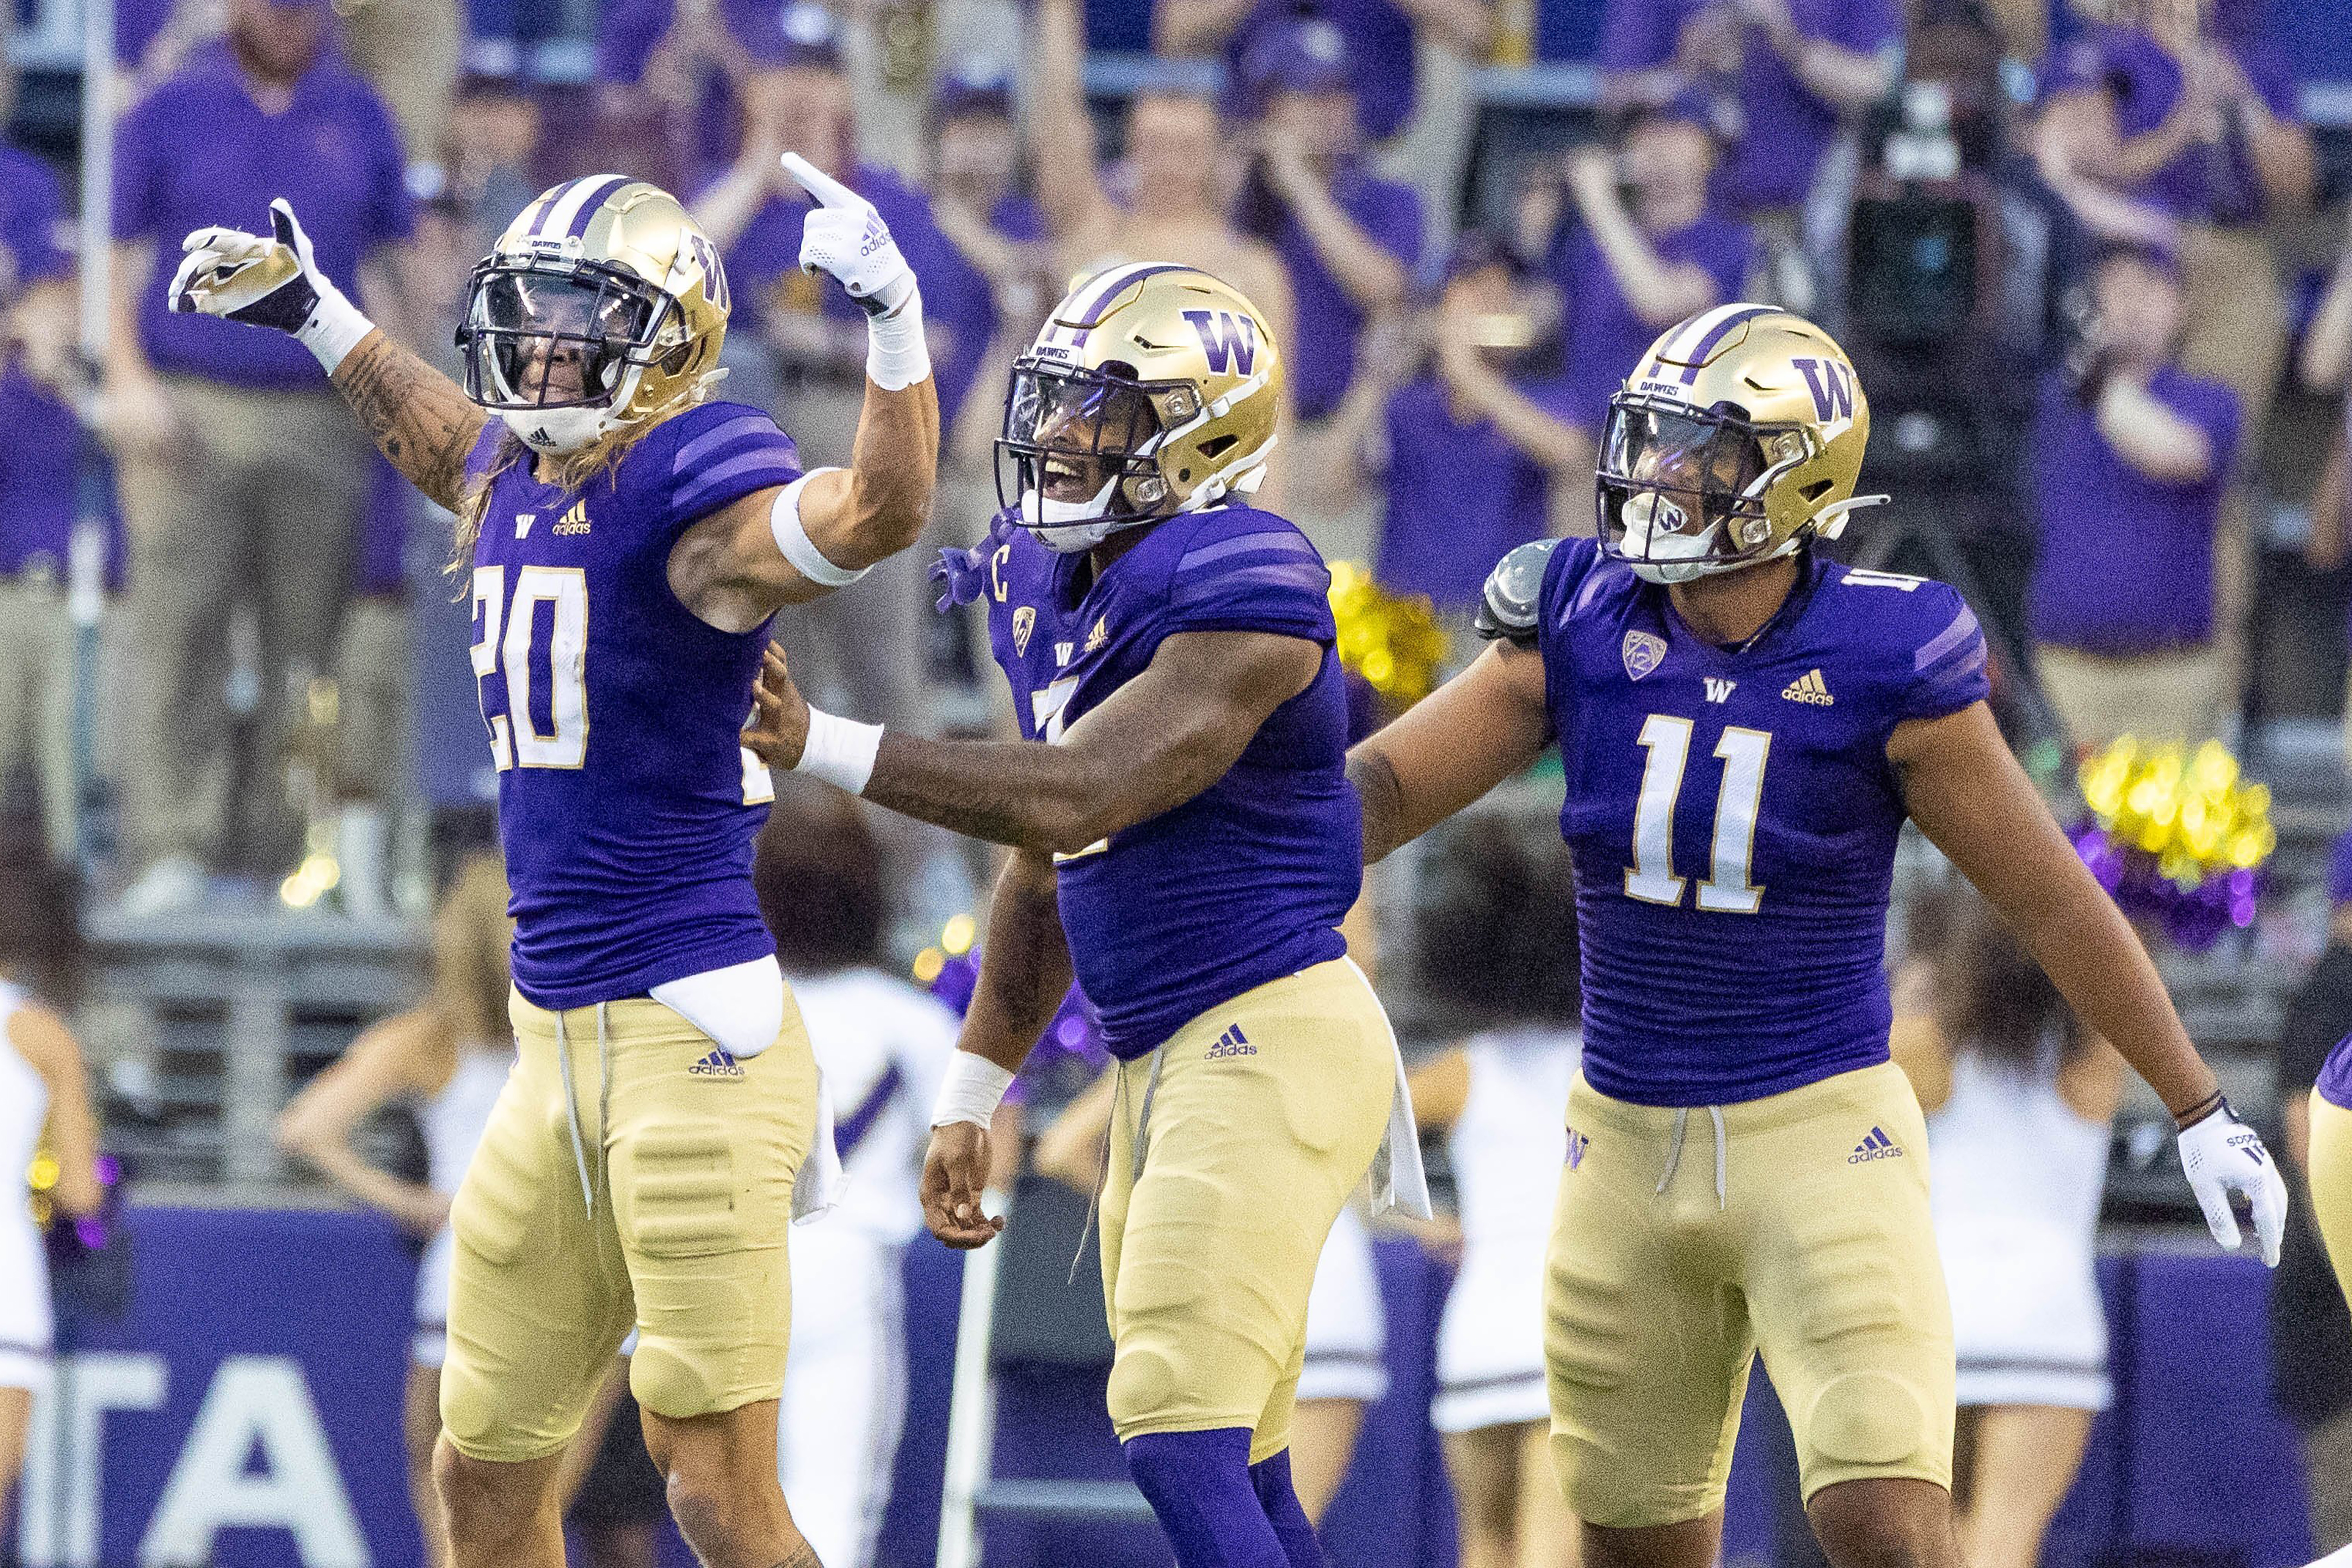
[1043,455,1101,500]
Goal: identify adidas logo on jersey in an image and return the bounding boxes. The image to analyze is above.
[1205,1025,1256,1060]
[688,1048,744,1082]
[1782,668,1835,706]
[552,501,591,536]
[1085,615,1110,653]
[1848,1126,1903,1163]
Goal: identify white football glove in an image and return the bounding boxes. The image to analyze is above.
[780,151,929,391]
[168,199,374,373]
[2177,1098,2289,1268]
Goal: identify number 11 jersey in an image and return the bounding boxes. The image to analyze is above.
[1532,538,1989,1107]
[464,402,803,1009]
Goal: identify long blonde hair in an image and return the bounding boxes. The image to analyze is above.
[431,851,515,1046]
[447,419,668,590]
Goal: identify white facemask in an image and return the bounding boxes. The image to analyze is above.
[1619,491,1724,584]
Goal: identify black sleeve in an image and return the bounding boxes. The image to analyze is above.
[2277,941,2352,1094]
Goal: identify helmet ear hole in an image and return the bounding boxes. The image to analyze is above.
[1200,434,1238,461]
[1800,478,1835,502]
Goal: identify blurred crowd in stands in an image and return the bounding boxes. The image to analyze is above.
[0,0,2342,918]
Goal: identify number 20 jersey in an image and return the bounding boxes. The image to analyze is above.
[464,401,802,1009]
[1533,538,1990,1107]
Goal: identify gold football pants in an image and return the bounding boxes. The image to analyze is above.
[439,989,817,1462]
[1545,1062,1954,1528]
[1099,959,1396,1464]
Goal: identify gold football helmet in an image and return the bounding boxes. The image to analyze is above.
[998,263,1284,552]
[457,175,731,455]
[1598,304,1884,584]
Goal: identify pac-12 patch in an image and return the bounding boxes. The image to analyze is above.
[1622,630,1667,682]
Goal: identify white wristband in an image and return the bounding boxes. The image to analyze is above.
[770,470,870,587]
[866,285,931,392]
[930,1050,1017,1129]
[297,287,374,375]
[794,706,883,794]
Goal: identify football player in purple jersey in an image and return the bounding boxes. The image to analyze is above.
[747,262,1424,1568]
[167,160,938,1568]
[1341,303,2288,1568]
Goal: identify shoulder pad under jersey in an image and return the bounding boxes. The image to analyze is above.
[1474,539,1560,645]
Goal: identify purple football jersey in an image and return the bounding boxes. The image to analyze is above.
[1535,539,1990,1105]
[465,401,802,1008]
[981,502,1356,1058]
[2321,1035,2352,1112]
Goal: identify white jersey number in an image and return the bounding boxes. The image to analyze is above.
[1624,714,1771,914]
[472,565,588,769]
[1030,676,1107,860]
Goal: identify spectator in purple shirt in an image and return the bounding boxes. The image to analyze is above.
[1234,18,1422,426]
[1599,0,1902,213]
[1598,0,1898,309]
[693,3,955,736]
[1368,234,1582,626]
[105,0,416,916]
[2028,241,2241,755]
[2038,0,2313,448]
[0,140,115,862]
[1549,91,1756,528]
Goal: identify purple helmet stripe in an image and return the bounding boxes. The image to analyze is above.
[1071,262,1191,328]
[1676,305,1778,385]
[561,175,630,241]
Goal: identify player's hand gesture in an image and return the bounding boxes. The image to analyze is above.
[170,199,340,335]
[782,151,917,318]
[744,643,811,769]
[2176,1099,2290,1267]
[922,1122,1005,1249]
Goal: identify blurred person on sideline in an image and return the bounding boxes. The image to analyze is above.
[335,0,463,200]
[275,851,516,1568]
[105,0,418,915]
[1595,0,1901,304]
[1155,0,1495,238]
[332,457,416,920]
[1232,16,1423,563]
[1024,0,1297,397]
[751,786,958,1568]
[2038,0,2314,448]
[693,1,958,735]
[2295,202,2352,766]
[0,819,105,1531]
[2267,831,2352,1559]
[2027,240,2239,754]
[1347,233,1580,637]
[1,123,117,862]
[1549,91,1756,502]
[1404,817,1584,1568]
[1890,889,2120,1568]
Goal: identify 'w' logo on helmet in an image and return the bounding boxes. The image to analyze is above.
[1183,309,1258,376]
[1791,356,1854,422]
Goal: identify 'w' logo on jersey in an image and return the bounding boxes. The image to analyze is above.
[1205,1025,1256,1060]
[1792,357,1855,423]
[1183,309,1258,376]
[688,1048,744,1082]
[1782,668,1834,706]
[1564,1128,1589,1171]
[552,500,591,536]
[514,513,537,539]
[1848,1126,1904,1163]
[1704,678,1737,704]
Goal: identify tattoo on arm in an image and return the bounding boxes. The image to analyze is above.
[330,332,490,514]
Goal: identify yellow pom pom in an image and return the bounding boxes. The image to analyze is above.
[2080,733,2277,887]
[1328,561,1450,710]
